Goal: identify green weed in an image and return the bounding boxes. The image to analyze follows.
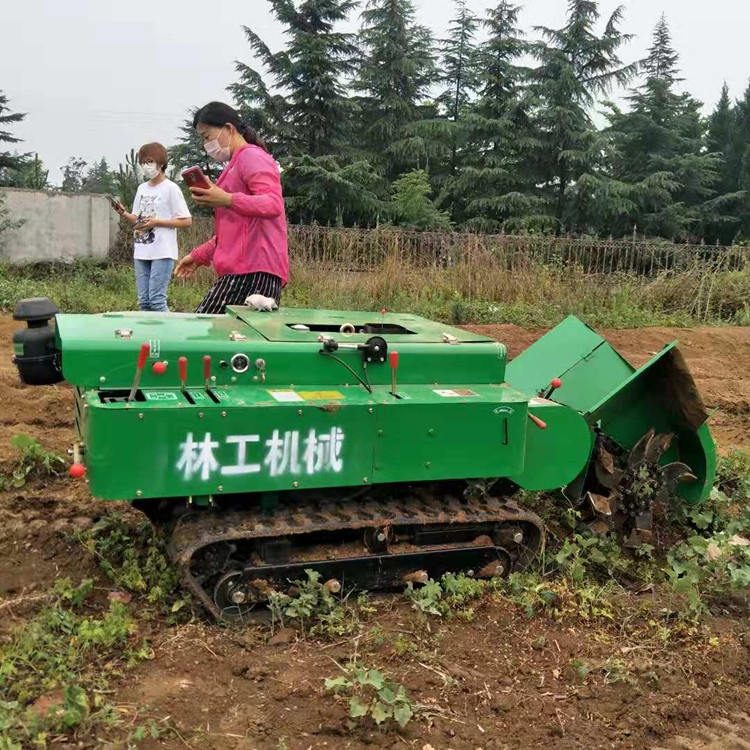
[0,578,150,747]
[325,662,415,729]
[405,572,487,619]
[268,569,358,638]
[78,513,187,616]
[1,434,65,490]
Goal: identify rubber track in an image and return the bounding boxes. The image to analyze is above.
[166,494,544,620]
[651,713,750,749]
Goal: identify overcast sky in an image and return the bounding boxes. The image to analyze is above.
[3,0,748,184]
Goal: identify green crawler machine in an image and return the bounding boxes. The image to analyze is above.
[13,299,716,619]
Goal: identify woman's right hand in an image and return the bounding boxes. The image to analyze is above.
[174,255,198,279]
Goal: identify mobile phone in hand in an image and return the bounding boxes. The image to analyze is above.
[107,195,125,213]
[181,166,211,190]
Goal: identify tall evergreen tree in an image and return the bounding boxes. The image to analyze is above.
[60,157,87,193]
[229,0,358,158]
[81,158,116,195]
[734,81,750,239]
[0,91,26,185]
[707,83,737,197]
[354,0,436,174]
[527,1,638,232]
[455,1,543,230]
[607,15,737,241]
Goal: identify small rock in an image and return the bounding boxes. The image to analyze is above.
[268,628,295,646]
[423,745,436,750]
[231,665,248,677]
[491,696,513,713]
[108,591,132,604]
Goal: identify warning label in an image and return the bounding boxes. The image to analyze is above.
[433,389,479,398]
[299,391,345,400]
[269,390,304,403]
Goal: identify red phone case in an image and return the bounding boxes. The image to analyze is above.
[181,166,211,189]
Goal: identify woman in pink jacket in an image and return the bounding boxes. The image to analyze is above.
[174,102,289,314]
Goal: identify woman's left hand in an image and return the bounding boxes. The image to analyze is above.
[190,181,232,208]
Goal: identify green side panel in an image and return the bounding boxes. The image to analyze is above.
[506,316,716,505]
[373,385,528,483]
[509,400,594,491]
[78,383,544,501]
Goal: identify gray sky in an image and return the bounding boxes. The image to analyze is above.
[3,0,748,184]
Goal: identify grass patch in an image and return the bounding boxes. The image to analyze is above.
[0,578,151,747]
[1,252,749,328]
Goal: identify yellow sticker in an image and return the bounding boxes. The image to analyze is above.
[298,390,345,400]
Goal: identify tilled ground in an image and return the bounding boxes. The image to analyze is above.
[1,316,750,749]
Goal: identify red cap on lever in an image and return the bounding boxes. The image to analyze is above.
[551,378,562,389]
[203,355,212,390]
[390,351,399,370]
[136,342,150,370]
[390,350,399,395]
[69,463,86,478]
[179,356,188,392]
[152,361,167,375]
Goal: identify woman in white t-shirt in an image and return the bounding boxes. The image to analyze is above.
[112,142,192,312]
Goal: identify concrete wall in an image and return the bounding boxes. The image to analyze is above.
[0,187,120,264]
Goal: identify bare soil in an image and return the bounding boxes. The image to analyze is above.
[1,316,750,749]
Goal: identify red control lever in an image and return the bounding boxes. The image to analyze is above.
[390,350,399,395]
[179,356,188,393]
[543,377,563,399]
[528,413,547,430]
[203,355,212,391]
[128,342,150,402]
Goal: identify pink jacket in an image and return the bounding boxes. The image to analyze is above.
[190,144,289,284]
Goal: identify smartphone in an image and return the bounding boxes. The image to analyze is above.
[181,166,211,190]
[107,195,125,213]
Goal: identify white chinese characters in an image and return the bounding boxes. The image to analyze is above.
[176,428,346,482]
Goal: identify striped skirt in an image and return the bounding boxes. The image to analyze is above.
[195,271,282,315]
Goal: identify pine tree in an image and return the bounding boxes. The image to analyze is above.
[354,0,437,174]
[81,158,116,194]
[607,15,737,241]
[734,81,750,239]
[707,83,737,197]
[61,157,87,193]
[527,0,638,232]
[0,91,27,185]
[390,169,452,231]
[282,155,388,226]
[229,0,358,158]
[455,1,543,231]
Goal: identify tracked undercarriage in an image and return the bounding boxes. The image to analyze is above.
[155,484,544,620]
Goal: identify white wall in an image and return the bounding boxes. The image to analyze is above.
[0,187,119,263]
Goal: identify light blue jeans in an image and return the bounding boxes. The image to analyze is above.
[134,258,175,312]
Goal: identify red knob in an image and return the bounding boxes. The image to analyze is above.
[551,378,562,389]
[152,361,167,375]
[390,351,399,370]
[178,356,187,382]
[69,463,86,478]
[381,308,387,315]
[136,342,151,370]
[203,355,212,380]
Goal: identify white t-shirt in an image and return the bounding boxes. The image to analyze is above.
[132,179,191,260]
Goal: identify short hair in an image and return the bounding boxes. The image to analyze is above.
[137,142,168,171]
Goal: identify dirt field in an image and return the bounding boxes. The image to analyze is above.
[1,316,750,749]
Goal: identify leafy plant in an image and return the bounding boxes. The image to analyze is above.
[79,513,186,614]
[1,434,65,489]
[325,663,415,728]
[0,578,150,747]
[405,572,487,618]
[268,569,357,638]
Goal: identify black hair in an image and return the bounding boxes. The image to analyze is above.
[192,102,268,153]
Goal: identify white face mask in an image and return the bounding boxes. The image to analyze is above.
[141,163,160,181]
[204,127,231,163]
